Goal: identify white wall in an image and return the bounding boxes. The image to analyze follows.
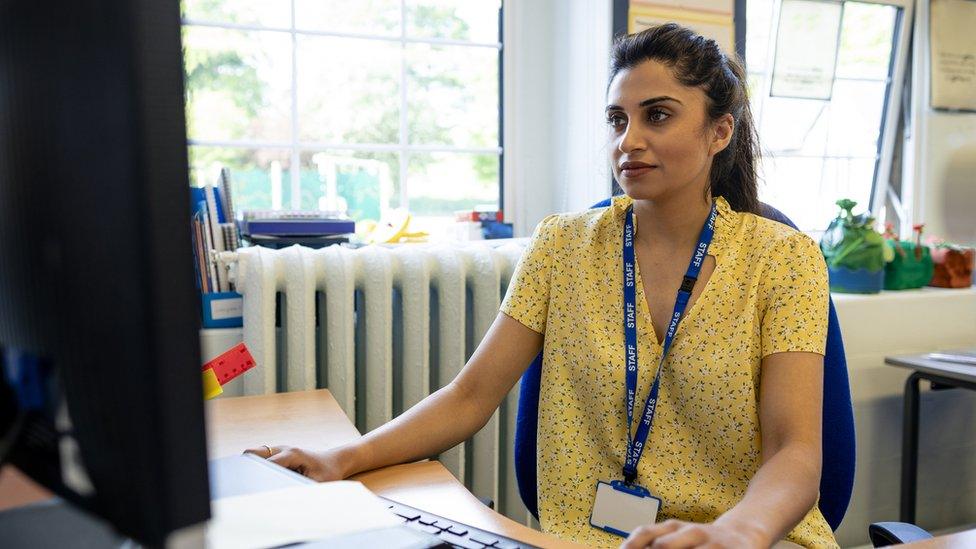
[908,0,976,246]
[503,0,613,237]
[832,289,976,547]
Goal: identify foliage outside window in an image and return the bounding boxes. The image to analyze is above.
[182,0,502,231]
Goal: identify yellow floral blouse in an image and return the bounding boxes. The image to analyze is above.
[500,195,837,548]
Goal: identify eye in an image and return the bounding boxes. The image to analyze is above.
[647,109,670,123]
[606,112,627,129]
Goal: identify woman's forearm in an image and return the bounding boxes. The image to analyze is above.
[714,443,821,546]
[334,380,491,477]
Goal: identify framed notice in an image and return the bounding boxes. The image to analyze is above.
[629,1,735,54]
[930,0,976,111]
[770,0,843,100]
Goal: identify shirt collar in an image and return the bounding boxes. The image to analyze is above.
[611,194,735,256]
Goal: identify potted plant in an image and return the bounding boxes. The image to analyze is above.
[883,223,934,290]
[820,199,886,293]
[928,239,975,288]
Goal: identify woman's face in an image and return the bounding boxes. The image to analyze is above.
[606,59,731,203]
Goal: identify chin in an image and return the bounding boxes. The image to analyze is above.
[617,179,670,202]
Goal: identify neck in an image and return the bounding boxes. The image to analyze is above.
[632,191,713,251]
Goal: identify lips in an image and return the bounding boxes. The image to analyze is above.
[619,161,657,178]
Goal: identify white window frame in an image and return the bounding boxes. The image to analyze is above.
[182,0,504,213]
[750,0,914,235]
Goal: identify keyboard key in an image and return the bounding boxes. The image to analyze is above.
[469,533,499,546]
[417,515,440,526]
[437,531,486,549]
[395,510,422,521]
[494,541,521,549]
[446,525,469,536]
[416,523,442,536]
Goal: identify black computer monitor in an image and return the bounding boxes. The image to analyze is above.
[0,0,211,546]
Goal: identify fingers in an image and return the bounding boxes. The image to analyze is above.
[620,520,684,549]
[242,444,276,458]
[649,525,709,549]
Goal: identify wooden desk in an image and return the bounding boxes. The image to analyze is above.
[207,389,585,549]
[885,352,976,524]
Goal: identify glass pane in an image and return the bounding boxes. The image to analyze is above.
[299,150,400,218]
[824,79,887,157]
[406,0,501,43]
[745,0,775,71]
[296,36,400,144]
[406,44,499,147]
[759,155,875,231]
[407,153,499,229]
[189,147,292,212]
[183,0,291,28]
[183,27,291,142]
[836,2,897,80]
[758,96,830,156]
[294,0,400,36]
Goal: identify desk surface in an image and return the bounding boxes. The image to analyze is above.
[886,351,976,384]
[207,389,585,549]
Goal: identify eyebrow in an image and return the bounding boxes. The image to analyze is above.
[605,96,683,112]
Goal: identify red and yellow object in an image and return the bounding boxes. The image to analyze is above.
[200,342,257,400]
[202,368,223,400]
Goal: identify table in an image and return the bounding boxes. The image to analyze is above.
[886,352,976,524]
[206,389,584,548]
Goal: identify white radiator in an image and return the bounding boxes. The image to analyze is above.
[222,242,532,523]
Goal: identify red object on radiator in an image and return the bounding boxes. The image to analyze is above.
[202,342,256,385]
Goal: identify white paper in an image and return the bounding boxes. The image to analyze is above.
[771,0,843,99]
[931,0,976,110]
[207,481,401,549]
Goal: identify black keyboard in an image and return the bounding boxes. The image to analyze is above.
[382,497,540,549]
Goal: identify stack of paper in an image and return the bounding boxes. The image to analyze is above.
[207,481,401,549]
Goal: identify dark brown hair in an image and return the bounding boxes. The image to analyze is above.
[610,23,760,214]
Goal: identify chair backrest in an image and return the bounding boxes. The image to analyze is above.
[513,200,855,530]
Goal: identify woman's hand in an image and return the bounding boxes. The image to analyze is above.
[619,519,770,549]
[243,445,353,482]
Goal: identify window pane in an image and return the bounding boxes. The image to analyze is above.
[183,0,291,28]
[294,0,400,36]
[189,147,292,212]
[824,79,887,157]
[407,152,499,218]
[759,96,830,156]
[745,0,775,71]
[836,2,897,80]
[297,36,400,144]
[406,44,498,147]
[299,151,400,218]
[406,0,501,43]
[760,155,875,231]
[183,27,291,142]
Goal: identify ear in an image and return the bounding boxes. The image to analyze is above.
[708,113,735,156]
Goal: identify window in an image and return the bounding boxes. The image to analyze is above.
[182,0,502,231]
[746,0,911,232]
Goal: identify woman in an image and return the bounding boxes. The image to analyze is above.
[248,24,837,549]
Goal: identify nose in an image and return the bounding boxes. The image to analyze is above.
[618,120,647,154]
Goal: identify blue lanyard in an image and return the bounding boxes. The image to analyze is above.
[622,201,717,484]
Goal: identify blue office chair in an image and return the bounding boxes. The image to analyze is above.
[513,200,857,532]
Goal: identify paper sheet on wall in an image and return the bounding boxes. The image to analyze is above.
[930,0,976,111]
[629,4,736,54]
[770,0,842,100]
[207,481,401,549]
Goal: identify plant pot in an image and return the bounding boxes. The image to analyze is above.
[828,265,884,294]
[930,247,975,288]
[884,243,935,290]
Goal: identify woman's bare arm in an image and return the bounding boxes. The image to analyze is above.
[248,312,543,481]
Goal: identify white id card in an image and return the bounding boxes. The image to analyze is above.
[589,480,661,538]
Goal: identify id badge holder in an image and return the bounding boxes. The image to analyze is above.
[589,480,661,538]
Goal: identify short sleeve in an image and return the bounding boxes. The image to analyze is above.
[759,231,830,357]
[500,215,560,334]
